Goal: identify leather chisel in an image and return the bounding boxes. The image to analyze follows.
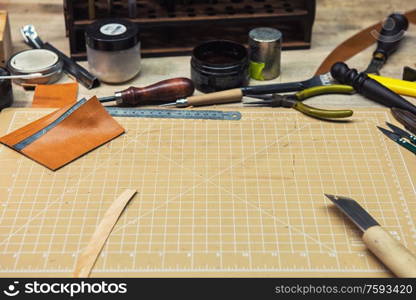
[325,194,416,277]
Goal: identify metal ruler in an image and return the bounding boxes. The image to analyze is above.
[105,108,242,121]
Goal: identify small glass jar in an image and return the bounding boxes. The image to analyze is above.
[85,19,141,83]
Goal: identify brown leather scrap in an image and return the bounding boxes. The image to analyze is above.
[32,83,79,108]
[0,96,124,170]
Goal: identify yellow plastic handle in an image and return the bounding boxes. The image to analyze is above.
[368,74,416,98]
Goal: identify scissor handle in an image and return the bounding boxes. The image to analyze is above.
[295,85,355,100]
[293,102,353,119]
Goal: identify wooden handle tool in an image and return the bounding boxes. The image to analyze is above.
[325,194,416,277]
[161,88,243,107]
[99,77,195,106]
[363,226,416,277]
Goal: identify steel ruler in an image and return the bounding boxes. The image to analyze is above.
[105,107,242,120]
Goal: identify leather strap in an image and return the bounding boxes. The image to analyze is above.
[315,9,416,75]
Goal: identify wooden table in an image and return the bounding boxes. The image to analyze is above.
[1,0,415,108]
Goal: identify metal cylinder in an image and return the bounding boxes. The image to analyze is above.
[248,27,282,80]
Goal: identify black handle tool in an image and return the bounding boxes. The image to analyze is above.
[365,13,409,74]
[331,62,416,115]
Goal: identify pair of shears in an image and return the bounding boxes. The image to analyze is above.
[244,84,354,119]
[377,122,416,154]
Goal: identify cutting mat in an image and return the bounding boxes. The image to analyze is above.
[0,107,415,277]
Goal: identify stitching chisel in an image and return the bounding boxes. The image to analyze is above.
[325,194,416,277]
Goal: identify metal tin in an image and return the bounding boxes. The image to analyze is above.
[191,40,249,93]
[0,68,13,110]
[248,27,282,80]
[6,49,63,85]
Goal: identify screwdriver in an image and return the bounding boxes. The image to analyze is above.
[99,77,195,106]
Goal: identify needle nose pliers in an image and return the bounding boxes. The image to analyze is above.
[244,84,355,119]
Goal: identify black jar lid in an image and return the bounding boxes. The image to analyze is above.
[85,18,140,51]
[192,40,248,68]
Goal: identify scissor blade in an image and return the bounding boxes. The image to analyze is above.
[377,126,401,142]
[386,122,411,139]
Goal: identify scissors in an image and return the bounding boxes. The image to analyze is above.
[377,122,416,154]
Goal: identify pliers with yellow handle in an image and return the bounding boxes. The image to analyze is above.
[244,84,355,119]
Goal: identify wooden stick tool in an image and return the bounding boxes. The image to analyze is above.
[325,194,416,277]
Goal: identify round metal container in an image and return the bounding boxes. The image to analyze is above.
[191,40,249,93]
[248,27,282,80]
[6,49,63,85]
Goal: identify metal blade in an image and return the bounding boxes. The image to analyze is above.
[364,58,383,75]
[98,96,117,103]
[403,66,416,82]
[159,102,178,107]
[385,122,412,140]
[325,194,379,231]
[377,126,401,142]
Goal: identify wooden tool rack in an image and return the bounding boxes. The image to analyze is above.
[64,0,316,60]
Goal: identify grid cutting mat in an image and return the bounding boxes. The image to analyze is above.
[0,108,415,277]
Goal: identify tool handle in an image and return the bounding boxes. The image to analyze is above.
[391,108,416,135]
[186,89,243,106]
[368,74,416,98]
[331,62,416,115]
[119,78,195,106]
[295,85,355,100]
[363,226,416,277]
[397,138,416,154]
[373,13,408,61]
[293,102,353,119]
[241,82,305,95]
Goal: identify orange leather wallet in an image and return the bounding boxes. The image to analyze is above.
[0,96,125,170]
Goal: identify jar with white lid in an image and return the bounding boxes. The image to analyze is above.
[85,19,141,83]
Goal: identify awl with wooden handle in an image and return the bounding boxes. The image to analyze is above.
[99,77,195,106]
[160,82,311,107]
[161,88,244,107]
[325,194,416,277]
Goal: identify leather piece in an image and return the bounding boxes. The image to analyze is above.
[0,96,125,170]
[32,83,78,108]
[315,9,416,75]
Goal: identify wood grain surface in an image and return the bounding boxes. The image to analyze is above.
[0,0,415,108]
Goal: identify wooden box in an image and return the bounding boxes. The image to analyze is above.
[63,0,316,60]
[0,11,12,67]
